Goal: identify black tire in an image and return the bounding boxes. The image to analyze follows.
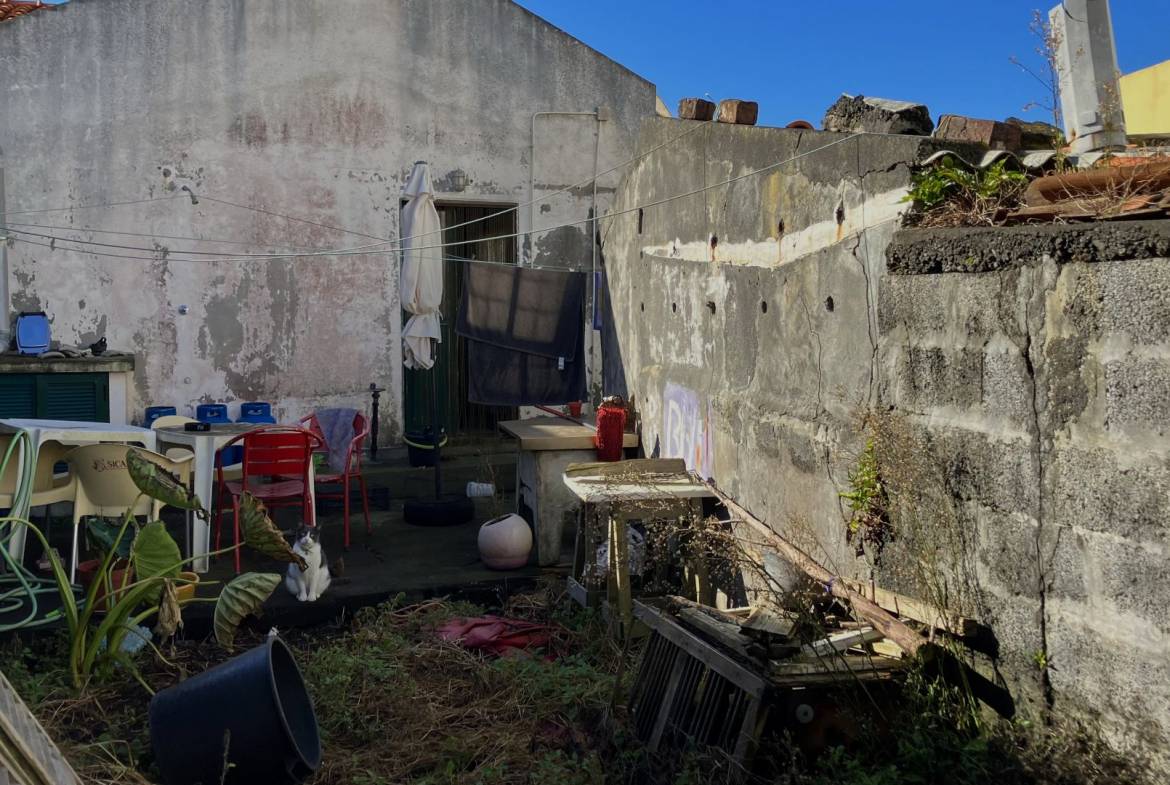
[403,494,476,527]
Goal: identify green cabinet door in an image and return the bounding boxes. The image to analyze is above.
[0,373,109,421]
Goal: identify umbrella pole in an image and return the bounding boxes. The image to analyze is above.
[431,365,442,499]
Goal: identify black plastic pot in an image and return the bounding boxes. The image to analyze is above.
[149,636,320,785]
[404,430,448,467]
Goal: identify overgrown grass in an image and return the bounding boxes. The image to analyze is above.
[8,586,1154,784]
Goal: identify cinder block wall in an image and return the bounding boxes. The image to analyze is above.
[604,114,1170,770]
[882,221,1170,767]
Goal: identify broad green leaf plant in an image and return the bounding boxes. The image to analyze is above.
[0,447,307,691]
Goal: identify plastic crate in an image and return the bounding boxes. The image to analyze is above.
[144,406,177,427]
[237,401,276,424]
[195,404,230,424]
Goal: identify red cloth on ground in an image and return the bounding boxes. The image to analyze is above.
[435,616,552,657]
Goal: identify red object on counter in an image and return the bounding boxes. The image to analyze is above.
[594,399,627,462]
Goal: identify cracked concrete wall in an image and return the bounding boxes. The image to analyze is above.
[884,221,1170,770]
[602,118,949,572]
[604,116,1170,767]
[0,0,654,437]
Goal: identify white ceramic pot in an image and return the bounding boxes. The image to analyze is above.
[477,513,533,570]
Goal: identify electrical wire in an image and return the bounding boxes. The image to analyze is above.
[1,119,712,260]
[1,219,320,250]
[6,132,865,265]
[0,194,186,218]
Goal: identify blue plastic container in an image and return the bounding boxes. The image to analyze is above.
[237,401,276,424]
[14,312,50,356]
[196,404,231,424]
[144,406,178,428]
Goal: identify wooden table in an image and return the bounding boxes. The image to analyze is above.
[499,416,638,566]
[562,459,714,631]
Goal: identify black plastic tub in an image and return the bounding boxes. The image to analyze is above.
[404,431,448,467]
[149,636,320,785]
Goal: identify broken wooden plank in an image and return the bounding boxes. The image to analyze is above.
[675,608,764,662]
[711,484,928,656]
[767,654,906,687]
[871,639,905,659]
[803,626,885,658]
[843,580,981,638]
[740,606,797,639]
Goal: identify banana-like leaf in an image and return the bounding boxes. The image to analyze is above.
[214,572,281,649]
[154,579,183,639]
[239,493,307,570]
[132,521,182,580]
[126,448,205,514]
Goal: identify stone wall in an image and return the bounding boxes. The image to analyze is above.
[0,0,654,439]
[602,114,1170,769]
[883,221,1170,767]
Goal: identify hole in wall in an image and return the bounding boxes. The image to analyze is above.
[706,301,716,314]
[710,235,719,249]
[640,302,645,312]
[637,207,644,235]
[761,300,768,314]
[825,296,835,312]
[671,302,677,314]
[835,202,845,225]
[777,219,785,235]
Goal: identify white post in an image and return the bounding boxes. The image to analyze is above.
[1050,0,1127,153]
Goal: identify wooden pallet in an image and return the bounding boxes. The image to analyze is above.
[0,670,82,785]
[630,600,769,768]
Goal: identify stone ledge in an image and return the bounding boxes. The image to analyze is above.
[887,220,1170,275]
[0,354,135,374]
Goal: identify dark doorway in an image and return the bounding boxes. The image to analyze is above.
[402,204,519,438]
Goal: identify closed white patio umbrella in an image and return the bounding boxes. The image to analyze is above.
[400,161,443,370]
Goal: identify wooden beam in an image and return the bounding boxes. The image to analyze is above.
[710,484,928,656]
[843,580,981,638]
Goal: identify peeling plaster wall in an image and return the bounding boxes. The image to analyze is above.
[0,0,654,439]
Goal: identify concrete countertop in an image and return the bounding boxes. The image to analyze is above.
[0,353,135,374]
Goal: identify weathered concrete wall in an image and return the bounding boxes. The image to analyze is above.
[883,221,1170,768]
[603,115,1170,769]
[602,117,947,572]
[0,0,654,439]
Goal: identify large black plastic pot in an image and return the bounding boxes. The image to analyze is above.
[149,637,321,785]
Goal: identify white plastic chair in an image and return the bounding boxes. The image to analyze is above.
[0,437,76,563]
[65,445,193,583]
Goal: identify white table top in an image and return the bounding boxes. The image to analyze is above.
[0,418,156,446]
[0,418,153,437]
[562,459,714,504]
[154,422,258,445]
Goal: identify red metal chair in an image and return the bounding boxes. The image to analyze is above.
[214,425,322,573]
[299,412,372,548]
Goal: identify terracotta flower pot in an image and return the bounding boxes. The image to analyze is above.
[175,571,200,603]
[477,514,533,570]
[77,558,135,612]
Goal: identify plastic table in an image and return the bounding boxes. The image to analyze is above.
[154,424,317,573]
[0,418,157,559]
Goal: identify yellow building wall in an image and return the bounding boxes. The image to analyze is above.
[1120,59,1170,138]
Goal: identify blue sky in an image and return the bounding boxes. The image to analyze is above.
[515,1,1170,129]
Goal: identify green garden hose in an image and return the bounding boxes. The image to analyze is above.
[0,430,80,631]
